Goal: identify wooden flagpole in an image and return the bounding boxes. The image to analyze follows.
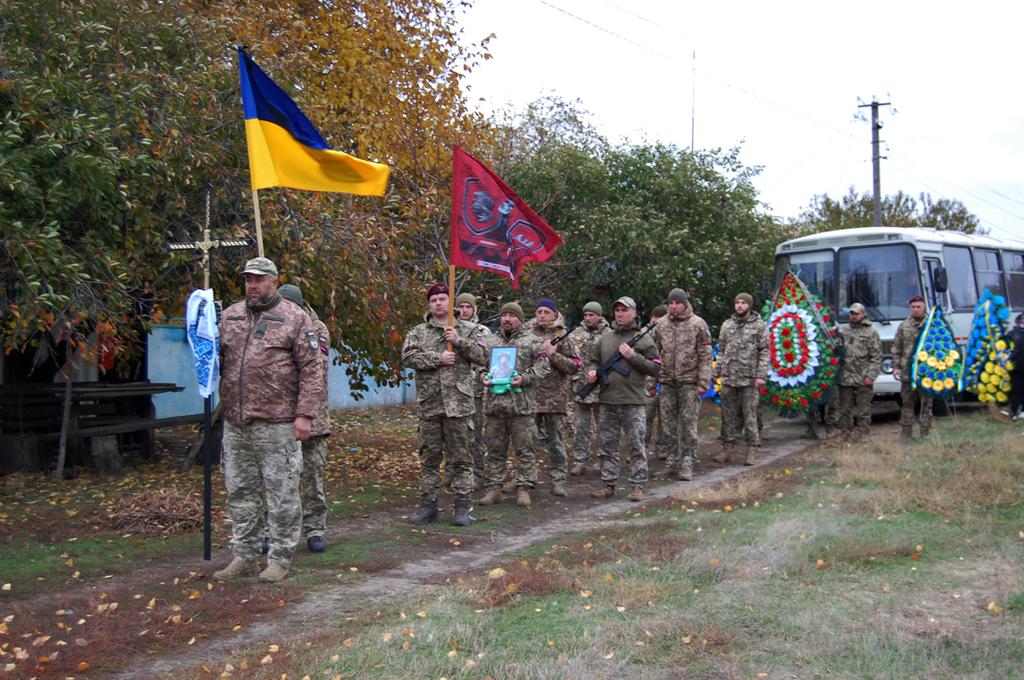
[252,188,265,257]
[446,264,456,351]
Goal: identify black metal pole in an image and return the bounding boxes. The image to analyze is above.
[203,394,212,560]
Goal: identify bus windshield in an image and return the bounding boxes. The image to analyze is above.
[838,243,921,321]
[775,250,835,310]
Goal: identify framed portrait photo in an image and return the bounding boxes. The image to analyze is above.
[489,346,517,379]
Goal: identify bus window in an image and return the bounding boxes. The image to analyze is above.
[942,245,978,310]
[1006,251,1024,308]
[774,250,835,310]
[974,248,1006,299]
[837,243,920,320]
[923,257,943,308]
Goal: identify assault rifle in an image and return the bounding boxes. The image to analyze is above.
[575,321,657,400]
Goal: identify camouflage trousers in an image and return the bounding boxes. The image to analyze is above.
[536,412,568,483]
[471,398,487,483]
[222,421,302,566]
[572,402,599,467]
[419,415,474,501]
[301,435,328,538]
[645,394,660,456]
[597,403,648,488]
[836,385,873,432]
[899,382,933,432]
[720,385,761,447]
[484,415,538,491]
[657,384,700,468]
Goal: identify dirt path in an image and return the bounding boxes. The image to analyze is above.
[120,417,821,679]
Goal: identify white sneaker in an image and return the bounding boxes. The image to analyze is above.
[1014,413,1024,421]
[1000,410,1011,418]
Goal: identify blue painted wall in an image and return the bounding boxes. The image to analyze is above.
[148,323,413,418]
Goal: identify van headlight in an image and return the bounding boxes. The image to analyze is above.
[881,358,894,374]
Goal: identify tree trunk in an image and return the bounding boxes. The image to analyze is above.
[53,345,73,480]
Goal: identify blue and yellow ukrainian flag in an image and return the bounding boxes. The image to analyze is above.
[237,47,390,196]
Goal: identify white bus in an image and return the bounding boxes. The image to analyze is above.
[774,226,1024,396]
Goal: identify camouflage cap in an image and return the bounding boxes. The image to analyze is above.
[613,296,637,310]
[849,302,867,315]
[242,257,278,277]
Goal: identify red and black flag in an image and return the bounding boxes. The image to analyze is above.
[450,145,561,289]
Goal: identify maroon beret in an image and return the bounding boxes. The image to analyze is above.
[908,295,925,304]
[427,283,449,300]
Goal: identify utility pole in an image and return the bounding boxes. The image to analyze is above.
[858,97,890,226]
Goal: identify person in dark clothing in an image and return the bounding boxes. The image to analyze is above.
[1005,313,1024,419]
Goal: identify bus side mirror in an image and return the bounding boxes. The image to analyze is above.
[933,267,948,294]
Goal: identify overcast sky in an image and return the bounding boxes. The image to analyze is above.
[457,0,1024,241]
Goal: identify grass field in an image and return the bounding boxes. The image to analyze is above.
[2,407,1023,679]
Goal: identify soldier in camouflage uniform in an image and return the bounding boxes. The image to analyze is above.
[214,257,326,584]
[401,284,486,526]
[652,289,712,480]
[456,293,491,487]
[892,295,932,439]
[568,302,608,476]
[646,304,668,461]
[714,293,769,466]
[526,298,580,497]
[587,296,661,502]
[278,284,333,553]
[478,302,551,508]
[835,302,882,439]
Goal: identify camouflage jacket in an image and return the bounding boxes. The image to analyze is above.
[568,318,609,404]
[652,308,713,388]
[220,296,326,427]
[587,319,661,405]
[892,314,927,376]
[401,313,486,420]
[838,318,882,387]
[462,313,491,399]
[482,325,551,417]
[525,315,580,414]
[310,317,333,437]
[716,311,769,387]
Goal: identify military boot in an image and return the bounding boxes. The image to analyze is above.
[900,426,913,441]
[677,464,693,481]
[452,499,474,526]
[478,489,502,506]
[627,485,644,502]
[258,563,289,583]
[920,426,930,438]
[712,445,733,464]
[551,482,567,497]
[570,462,587,477]
[409,498,439,525]
[516,487,532,508]
[590,485,615,499]
[213,558,257,581]
[744,447,757,466]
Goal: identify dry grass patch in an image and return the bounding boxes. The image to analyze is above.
[833,423,1024,515]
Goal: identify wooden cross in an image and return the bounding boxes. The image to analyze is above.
[167,190,253,288]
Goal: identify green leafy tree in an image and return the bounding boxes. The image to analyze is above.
[792,188,982,235]
[1,0,494,391]
[462,98,784,330]
[0,0,248,369]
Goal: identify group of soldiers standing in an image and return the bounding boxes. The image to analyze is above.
[207,255,938,581]
[401,285,776,525]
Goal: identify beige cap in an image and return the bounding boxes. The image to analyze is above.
[613,296,637,310]
[242,257,278,277]
[850,302,867,315]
